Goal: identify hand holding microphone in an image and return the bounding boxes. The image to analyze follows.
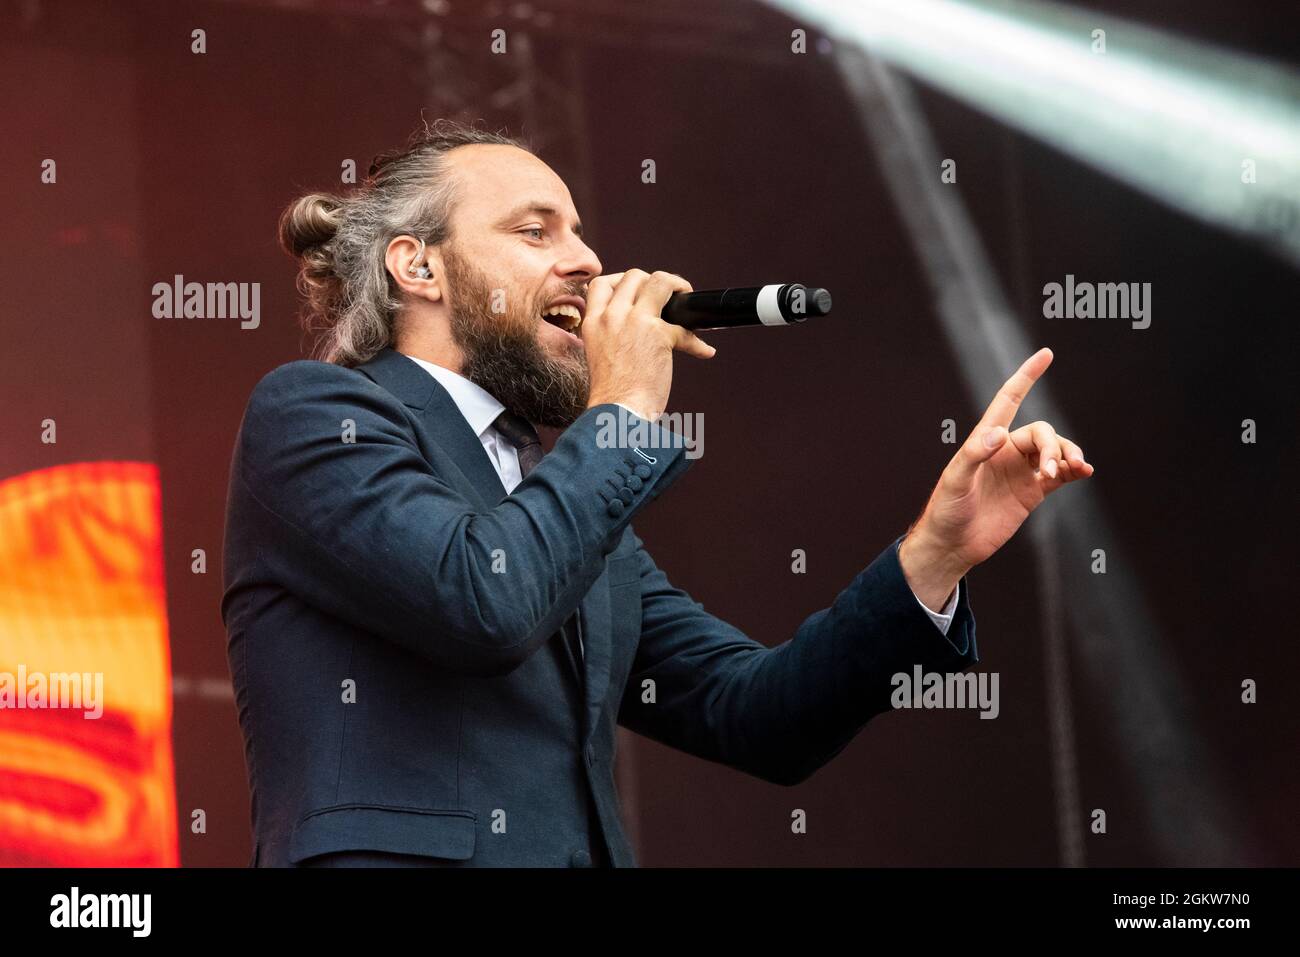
[581,269,714,422]
[580,270,833,420]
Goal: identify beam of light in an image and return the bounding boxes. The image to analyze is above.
[825,44,1244,864]
[773,0,1300,268]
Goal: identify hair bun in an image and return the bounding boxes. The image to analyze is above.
[278,192,344,259]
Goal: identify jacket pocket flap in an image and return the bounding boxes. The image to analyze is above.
[288,804,476,863]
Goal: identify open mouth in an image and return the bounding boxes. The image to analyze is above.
[540,302,583,335]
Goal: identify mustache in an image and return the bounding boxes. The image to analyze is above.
[540,283,587,308]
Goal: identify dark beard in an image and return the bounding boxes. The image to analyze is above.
[443,245,590,428]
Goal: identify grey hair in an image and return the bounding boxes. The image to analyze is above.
[278,118,532,367]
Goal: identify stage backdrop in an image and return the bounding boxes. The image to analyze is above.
[2,0,1295,866]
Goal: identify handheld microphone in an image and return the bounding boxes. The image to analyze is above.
[661,283,833,331]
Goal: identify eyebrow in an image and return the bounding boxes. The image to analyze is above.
[498,201,584,238]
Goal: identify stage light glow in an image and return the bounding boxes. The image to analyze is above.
[774,0,1300,267]
[0,462,178,866]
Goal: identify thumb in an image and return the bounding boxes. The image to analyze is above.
[980,424,1008,454]
[951,425,1007,484]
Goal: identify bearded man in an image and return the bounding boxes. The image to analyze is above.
[221,120,1093,868]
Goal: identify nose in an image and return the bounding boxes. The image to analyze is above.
[557,236,601,288]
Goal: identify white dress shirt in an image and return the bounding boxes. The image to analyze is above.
[402,353,960,636]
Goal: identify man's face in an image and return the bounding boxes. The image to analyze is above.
[437,144,603,427]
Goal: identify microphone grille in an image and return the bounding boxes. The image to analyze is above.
[809,287,833,316]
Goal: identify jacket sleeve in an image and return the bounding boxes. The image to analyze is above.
[226,360,694,676]
[617,532,979,786]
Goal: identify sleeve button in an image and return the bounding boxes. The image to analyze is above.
[606,500,625,518]
[634,464,652,479]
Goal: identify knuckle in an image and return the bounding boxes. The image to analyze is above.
[651,270,687,291]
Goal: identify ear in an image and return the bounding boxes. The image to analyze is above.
[385,235,442,302]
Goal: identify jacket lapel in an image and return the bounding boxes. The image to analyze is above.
[354,348,507,508]
[354,348,611,734]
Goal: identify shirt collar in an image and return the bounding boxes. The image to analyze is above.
[400,353,505,439]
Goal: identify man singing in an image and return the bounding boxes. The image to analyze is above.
[221,119,1093,867]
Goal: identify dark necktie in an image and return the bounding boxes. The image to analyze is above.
[491,410,585,673]
[491,410,544,478]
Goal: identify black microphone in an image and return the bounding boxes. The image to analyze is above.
[660,283,833,331]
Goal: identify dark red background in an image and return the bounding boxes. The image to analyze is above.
[3,0,1296,866]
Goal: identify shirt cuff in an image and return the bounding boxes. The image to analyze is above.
[913,580,960,636]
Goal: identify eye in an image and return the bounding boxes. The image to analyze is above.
[521,227,545,241]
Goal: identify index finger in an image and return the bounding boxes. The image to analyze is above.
[582,272,625,325]
[635,270,693,315]
[669,323,716,359]
[978,347,1053,430]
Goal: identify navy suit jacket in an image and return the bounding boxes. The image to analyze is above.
[221,346,979,867]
